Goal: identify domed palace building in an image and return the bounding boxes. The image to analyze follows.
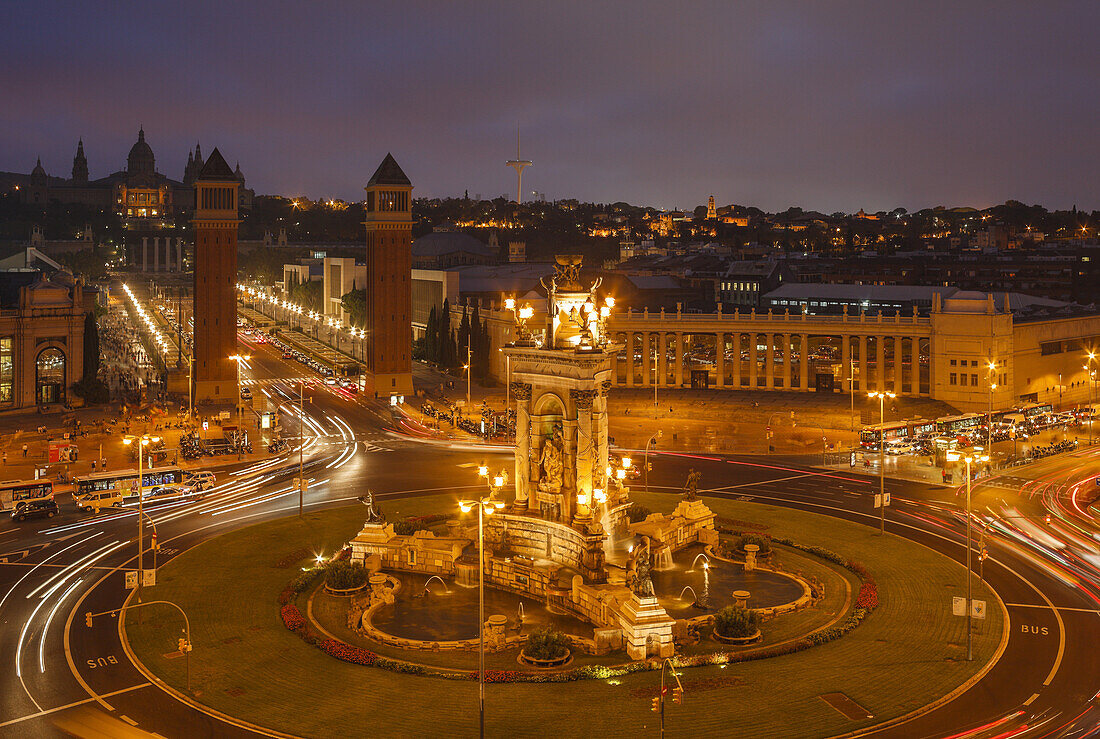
[17,129,252,270]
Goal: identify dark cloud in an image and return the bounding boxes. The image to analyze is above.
[2,0,1097,212]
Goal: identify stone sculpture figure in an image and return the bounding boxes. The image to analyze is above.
[538,424,564,493]
[358,490,385,523]
[630,537,655,598]
[683,468,701,501]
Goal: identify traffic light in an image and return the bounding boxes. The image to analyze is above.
[650,696,660,713]
[647,463,653,472]
[178,638,188,653]
[85,612,93,627]
[672,686,683,705]
[151,533,158,552]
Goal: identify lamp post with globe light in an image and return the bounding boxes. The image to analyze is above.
[458,465,507,739]
[123,433,160,604]
[946,447,988,662]
[868,391,896,535]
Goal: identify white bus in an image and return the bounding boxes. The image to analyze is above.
[0,479,55,512]
[73,466,185,504]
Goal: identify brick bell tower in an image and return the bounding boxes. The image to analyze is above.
[362,153,413,397]
[191,148,240,403]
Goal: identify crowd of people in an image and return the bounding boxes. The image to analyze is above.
[98,304,166,401]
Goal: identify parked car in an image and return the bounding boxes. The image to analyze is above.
[240,387,253,401]
[12,498,59,522]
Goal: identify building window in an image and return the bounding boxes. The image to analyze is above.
[960,374,967,386]
[950,373,957,385]
[35,347,65,405]
[0,338,11,403]
[971,374,978,385]
[950,359,957,366]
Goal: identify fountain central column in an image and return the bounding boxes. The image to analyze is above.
[512,382,532,510]
[572,389,597,524]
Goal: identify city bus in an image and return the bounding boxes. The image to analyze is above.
[860,421,911,449]
[934,413,984,435]
[0,479,55,512]
[73,466,185,503]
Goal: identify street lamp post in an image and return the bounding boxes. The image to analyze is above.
[946,447,988,662]
[298,381,306,517]
[459,465,506,739]
[1087,352,1096,446]
[465,344,472,410]
[229,354,251,458]
[868,391,896,535]
[122,433,160,605]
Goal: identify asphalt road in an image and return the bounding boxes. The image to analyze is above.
[2,334,1098,738]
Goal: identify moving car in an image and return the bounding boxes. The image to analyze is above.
[76,490,124,513]
[184,471,216,490]
[240,387,253,401]
[12,498,59,522]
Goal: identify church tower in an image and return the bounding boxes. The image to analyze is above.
[362,153,413,397]
[191,148,240,403]
[72,139,88,184]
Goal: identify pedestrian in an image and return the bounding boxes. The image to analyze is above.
[22,444,27,458]
[102,459,107,472]
[1,452,6,466]
[92,459,97,472]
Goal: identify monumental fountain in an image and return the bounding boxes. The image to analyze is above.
[348,257,813,661]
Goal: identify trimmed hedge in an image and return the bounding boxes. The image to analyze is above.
[324,560,368,590]
[714,605,760,638]
[523,628,570,661]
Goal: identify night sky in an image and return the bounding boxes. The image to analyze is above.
[3,1,1097,212]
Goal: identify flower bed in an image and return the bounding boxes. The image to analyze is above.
[319,639,377,666]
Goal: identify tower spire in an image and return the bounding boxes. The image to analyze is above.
[506,127,532,204]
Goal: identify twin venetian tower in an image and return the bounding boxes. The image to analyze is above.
[190,151,413,404]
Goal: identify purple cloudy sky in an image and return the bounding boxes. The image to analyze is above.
[2,1,1097,212]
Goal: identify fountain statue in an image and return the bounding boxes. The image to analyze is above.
[683,468,701,502]
[628,537,656,598]
[538,424,564,494]
[357,490,385,523]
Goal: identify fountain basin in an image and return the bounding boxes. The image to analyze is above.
[652,544,804,618]
[368,572,592,643]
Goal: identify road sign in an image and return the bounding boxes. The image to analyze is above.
[850,452,856,467]
[874,493,890,508]
[971,599,986,620]
[125,571,138,590]
[142,569,156,587]
[952,596,966,616]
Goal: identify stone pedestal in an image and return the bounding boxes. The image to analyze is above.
[671,498,716,531]
[369,573,394,606]
[743,544,759,572]
[349,522,396,566]
[486,614,509,652]
[616,594,675,661]
[733,590,750,608]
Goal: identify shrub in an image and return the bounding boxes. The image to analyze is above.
[523,627,570,661]
[625,504,651,523]
[290,568,324,594]
[738,533,771,554]
[324,560,369,590]
[393,520,428,536]
[714,605,760,638]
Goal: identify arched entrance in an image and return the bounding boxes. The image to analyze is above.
[36,347,66,405]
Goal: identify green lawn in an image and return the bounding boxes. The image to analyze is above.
[126,492,1003,738]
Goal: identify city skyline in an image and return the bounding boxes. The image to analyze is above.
[2,2,1098,213]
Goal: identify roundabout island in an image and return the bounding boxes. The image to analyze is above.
[123,490,1005,738]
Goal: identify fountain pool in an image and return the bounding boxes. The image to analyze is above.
[369,573,592,642]
[651,544,804,618]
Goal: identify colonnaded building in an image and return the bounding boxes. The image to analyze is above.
[292,252,1098,412]
[437,281,1098,414]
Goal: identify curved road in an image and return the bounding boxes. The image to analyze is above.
[1,337,1098,738]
